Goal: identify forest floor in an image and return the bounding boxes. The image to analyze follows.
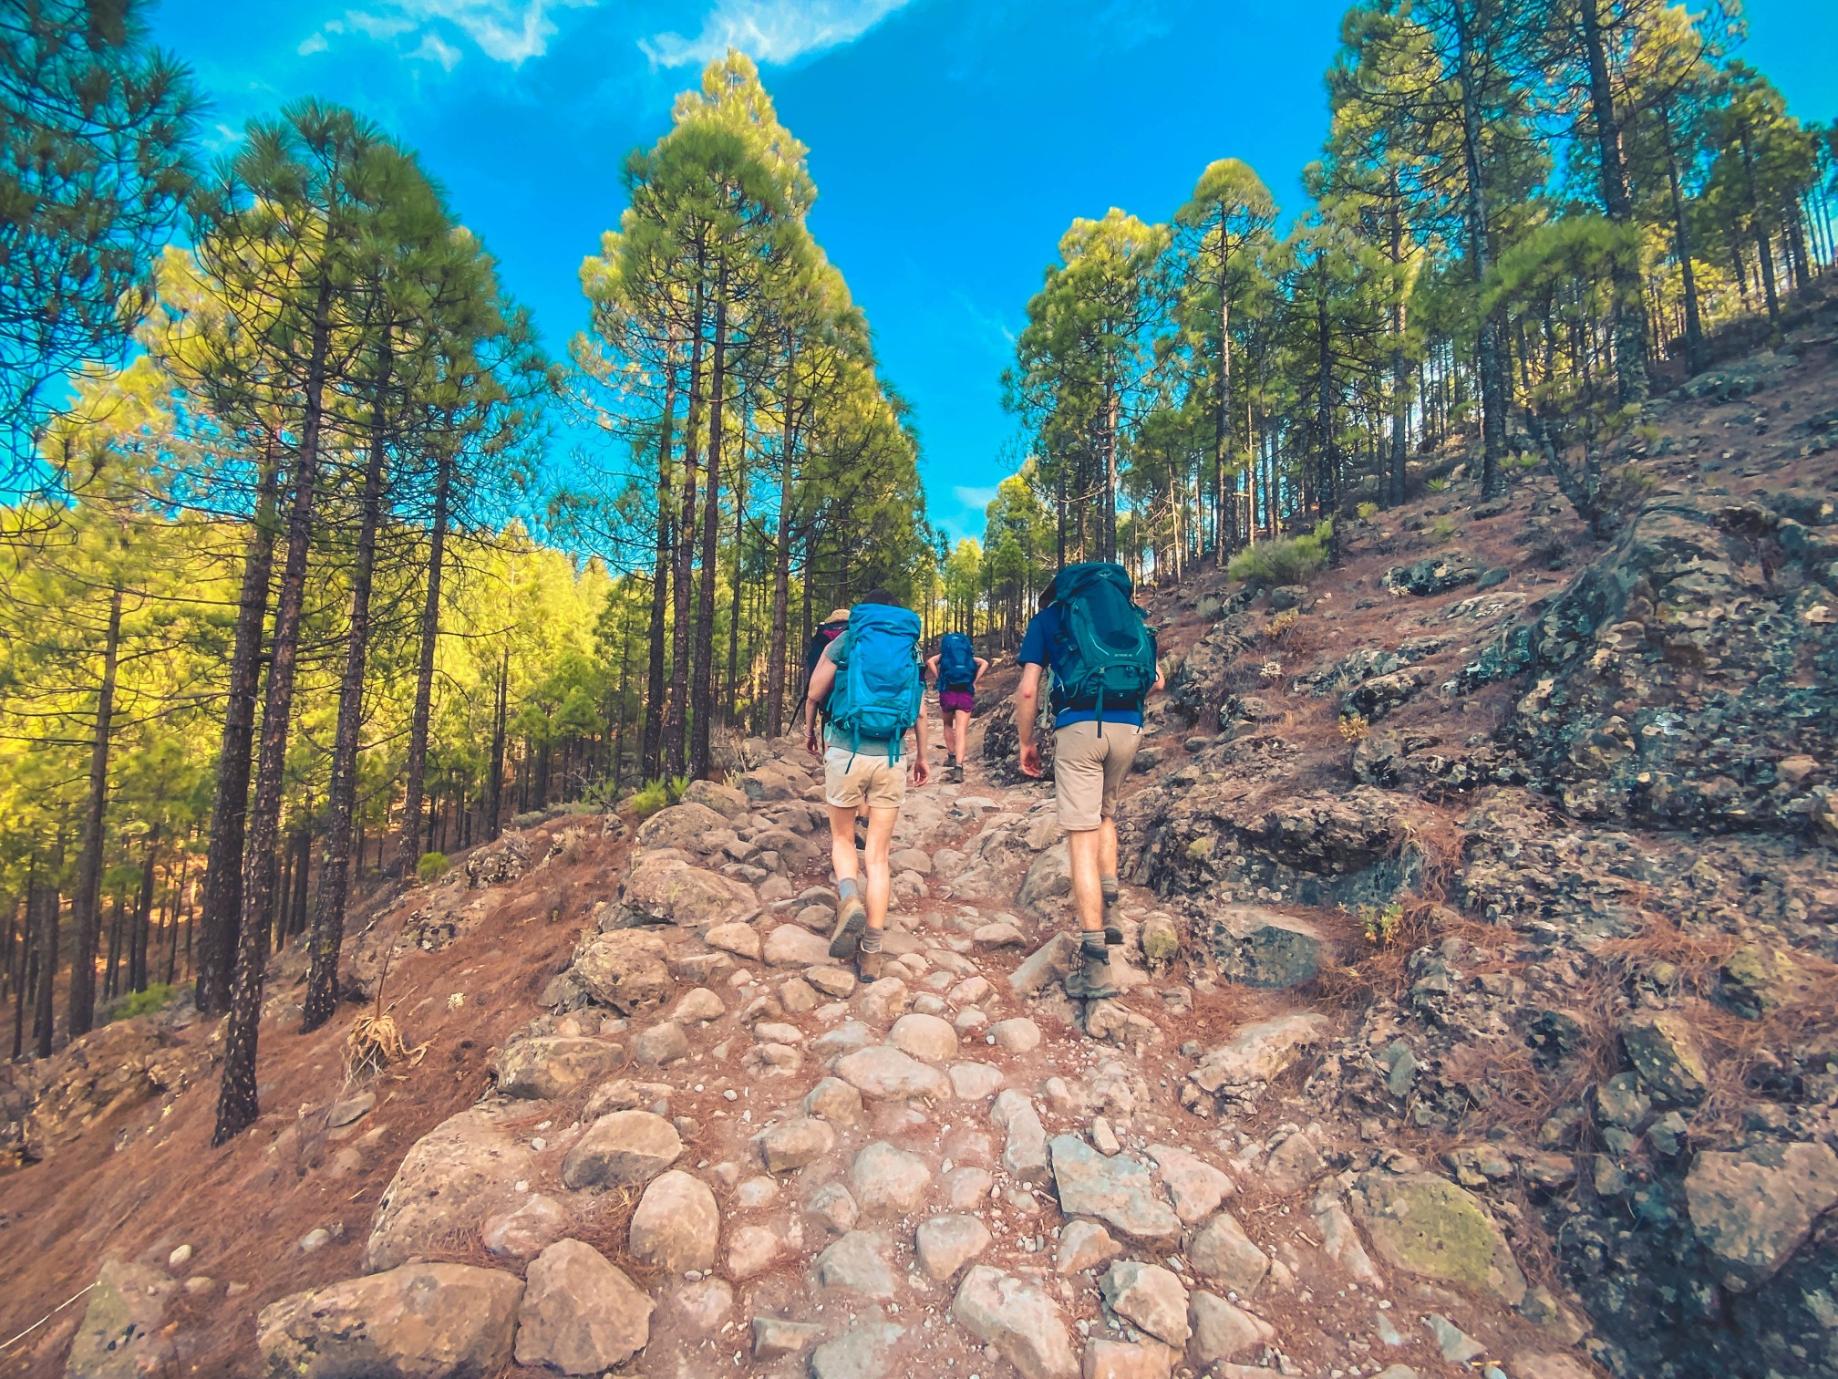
[3,308,1836,1379]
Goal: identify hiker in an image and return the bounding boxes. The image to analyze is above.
[803,589,930,981]
[1014,562,1162,1002]
[803,607,852,737]
[925,631,990,783]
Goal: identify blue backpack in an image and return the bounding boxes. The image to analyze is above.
[939,632,976,690]
[1050,562,1158,731]
[827,603,924,762]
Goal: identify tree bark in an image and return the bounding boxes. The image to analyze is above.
[67,582,123,1039]
[1579,0,1650,402]
[197,439,280,1016]
[485,641,509,841]
[130,833,157,993]
[398,442,450,875]
[641,356,676,778]
[692,259,729,780]
[667,256,706,780]
[304,334,391,1031]
[765,339,798,737]
[1660,98,1705,374]
[1450,0,1507,497]
[214,271,334,1145]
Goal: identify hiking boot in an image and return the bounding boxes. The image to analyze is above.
[828,896,866,959]
[1064,948,1120,1001]
[950,762,965,784]
[856,947,884,983]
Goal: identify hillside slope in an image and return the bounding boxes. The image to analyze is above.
[2,311,1835,1379]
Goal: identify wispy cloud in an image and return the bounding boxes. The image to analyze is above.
[641,0,913,68]
[952,484,999,511]
[305,0,596,71]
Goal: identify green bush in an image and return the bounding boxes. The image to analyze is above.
[627,775,688,819]
[1227,521,1333,587]
[1430,516,1456,542]
[1356,501,1379,520]
[416,851,451,883]
[109,983,174,1022]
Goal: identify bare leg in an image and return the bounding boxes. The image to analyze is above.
[862,805,897,930]
[827,805,860,890]
[1067,826,1105,934]
[954,709,970,764]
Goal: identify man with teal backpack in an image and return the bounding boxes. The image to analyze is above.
[1014,563,1162,1004]
[803,589,930,981]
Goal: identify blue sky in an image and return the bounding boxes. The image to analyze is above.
[148,0,1838,548]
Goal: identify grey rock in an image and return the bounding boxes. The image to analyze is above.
[1048,1134,1181,1247]
[514,1239,651,1375]
[951,1265,1078,1379]
[257,1263,522,1379]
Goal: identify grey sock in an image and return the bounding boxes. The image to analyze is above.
[838,876,859,902]
[860,929,883,953]
[1104,926,1124,946]
[1101,876,1120,903]
[1081,932,1109,960]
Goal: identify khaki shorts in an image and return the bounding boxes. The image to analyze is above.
[824,746,907,810]
[1053,721,1141,831]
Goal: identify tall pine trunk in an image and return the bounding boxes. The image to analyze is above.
[641,357,676,778]
[67,582,123,1039]
[692,261,729,780]
[214,275,334,1145]
[1660,99,1705,374]
[304,335,391,1031]
[668,259,706,780]
[197,441,281,1016]
[398,443,451,874]
[766,341,798,737]
[1451,0,1507,498]
[1579,0,1649,402]
[485,642,509,841]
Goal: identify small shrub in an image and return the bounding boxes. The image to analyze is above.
[1356,501,1379,520]
[1338,712,1371,743]
[628,775,688,819]
[511,809,548,829]
[1258,659,1284,681]
[1429,516,1456,542]
[1427,477,1450,494]
[1357,901,1405,947]
[108,983,174,1023]
[1228,521,1333,587]
[1263,609,1300,640]
[1504,449,1542,471]
[415,851,450,883]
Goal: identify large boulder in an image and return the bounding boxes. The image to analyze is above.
[614,851,756,928]
[464,833,531,888]
[951,1265,1078,1379]
[1188,1013,1331,1103]
[1048,1134,1181,1247]
[1476,492,1838,835]
[1349,1172,1526,1306]
[1205,907,1329,988]
[11,1019,208,1165]
[635,801,734,853]
[561,1109,683,1190]
[1685,1141,1838,1291]
[366,1109,534,1271]
[492,1036,624,1100]
[571,929,674,1013]
[628,1170,719,1272]
[256,1263,522,1379]
[514,1239,652,1375]
[681,779,750,819]
[65,1259,175,1379]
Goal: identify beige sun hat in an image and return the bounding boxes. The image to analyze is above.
[824,607,851,623]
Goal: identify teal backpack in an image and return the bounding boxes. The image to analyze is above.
[828,603,924,762]
[1050,563,1157,730]
[939,632,976,690]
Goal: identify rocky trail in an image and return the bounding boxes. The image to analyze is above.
[6,309,1838,1379]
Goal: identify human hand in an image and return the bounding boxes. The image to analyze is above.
[912,755,930,787]
[805,731,820,757]
[1019,740,1042,778]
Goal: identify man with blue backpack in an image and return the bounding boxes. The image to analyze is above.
[1015,563,1162,1004]
[802,589,930,982]
[926,631,990,783]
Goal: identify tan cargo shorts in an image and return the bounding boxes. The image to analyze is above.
[824,745,907,810]
[1053,720,1141,831]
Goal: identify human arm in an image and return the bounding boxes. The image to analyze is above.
[925,654,940,687]
[973,656,991,687]
[910,698,931,786]
[804,644,838,755]
[1016,662,1044,778]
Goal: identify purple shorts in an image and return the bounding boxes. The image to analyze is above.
[940,688,975,715]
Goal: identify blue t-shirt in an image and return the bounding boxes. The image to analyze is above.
[1017,605,1145,730]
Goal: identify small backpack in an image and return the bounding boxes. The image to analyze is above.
[939,632,976,690]
[1050,562,1157,730]
[827,603,924,761]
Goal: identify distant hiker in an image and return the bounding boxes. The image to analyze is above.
[803,607,852,739]
[804,589,930,981]
[926,631,990,783]
[1014,563,1161,1004]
